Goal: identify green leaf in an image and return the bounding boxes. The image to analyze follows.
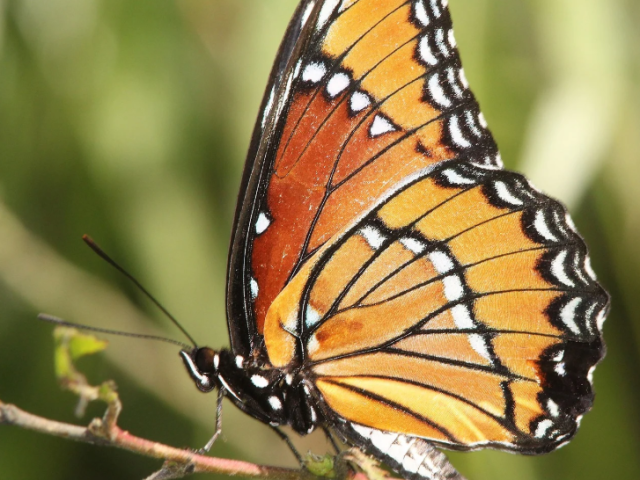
[52,327,108,380]
[68,333,109,360]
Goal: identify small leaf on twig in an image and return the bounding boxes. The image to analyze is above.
[52,326,117,419]
[68,332,109,360]
[53,327,107,379]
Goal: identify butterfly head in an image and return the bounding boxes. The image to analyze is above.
[180,347,218,393]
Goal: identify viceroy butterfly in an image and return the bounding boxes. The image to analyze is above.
[179,1,608,479]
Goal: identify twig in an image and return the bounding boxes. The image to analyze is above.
[0,399,309,480]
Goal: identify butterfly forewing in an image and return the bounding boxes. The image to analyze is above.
[228,0,501,357]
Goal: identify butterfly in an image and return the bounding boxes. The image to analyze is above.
[180,1,608,479]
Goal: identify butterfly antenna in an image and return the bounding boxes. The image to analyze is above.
[82,235,198,348]
[38,314,192,350]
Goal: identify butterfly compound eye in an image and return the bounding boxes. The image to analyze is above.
[195,347,217,374]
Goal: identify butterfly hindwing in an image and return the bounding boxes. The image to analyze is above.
[228,0,501,357]
[263,160,606,456]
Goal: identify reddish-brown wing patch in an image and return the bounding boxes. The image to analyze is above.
[250,0,498,334]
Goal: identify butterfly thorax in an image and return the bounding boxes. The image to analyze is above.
[180,347,320,435]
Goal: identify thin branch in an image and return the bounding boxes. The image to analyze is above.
[0,400,308,480]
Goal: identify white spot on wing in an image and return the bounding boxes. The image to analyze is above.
[584,302,598,335]
[535,419,554,438]
[534,210,559,242]
[478,112,488,128]
[551,250,576,287]
[465,110,483,137]
[443,275,464,301]
[494,181,524,206]
[413,0,430,26]
[305,304,322,328]
[469,334,493,362]
[555,363,566,376]
[584,257,597,281]
[435,28,448,56]
[255,212,271,234]
[573,252,589,284]
[452,304,474,329]
[235,355,244,368]
[449,116,471,148]
[350,91,371,113]
[250,278,259,299]
[418,36,438,65]
[360,225,386,249]
[400,237,426,254]
[564,213,578,233]
[459,68,469,89]
[448,67,463,98]
[293,60,303,80]
[300,2,315,27]
[326,72,350,97]
[317,0,340,29]
[447,29,457,48]
[547,399,560,417]
[429,250,454,274]
[596,307,607,331]
[370,115,397,137]
[560,298,583,335]
[441,168,474,185]
[428,73,451,107]
[430,0,442,19]
[302,62,326,83]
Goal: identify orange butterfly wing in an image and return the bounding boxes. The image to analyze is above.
[263,162,606,456]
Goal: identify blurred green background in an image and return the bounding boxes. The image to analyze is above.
[0,0,638,479]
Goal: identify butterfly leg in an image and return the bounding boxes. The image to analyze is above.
[198,387,225,454]
[322,426,341,454]
[270,426,304,466]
